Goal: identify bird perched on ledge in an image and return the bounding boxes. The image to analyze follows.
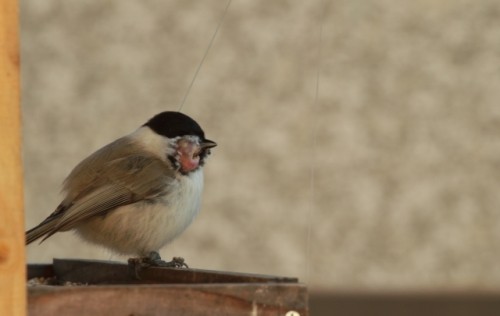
[26,111,216,267]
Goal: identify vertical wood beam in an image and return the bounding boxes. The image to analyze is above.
[0,0,26,315]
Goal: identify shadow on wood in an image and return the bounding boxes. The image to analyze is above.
[309,290,500,316]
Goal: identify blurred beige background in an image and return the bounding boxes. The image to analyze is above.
[21,0,500,291]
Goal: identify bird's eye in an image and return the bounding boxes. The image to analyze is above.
[193,148,202,158]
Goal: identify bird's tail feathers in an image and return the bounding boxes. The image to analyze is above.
[26,220,57,245]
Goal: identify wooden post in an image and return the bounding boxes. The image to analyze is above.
[0,0,26,315]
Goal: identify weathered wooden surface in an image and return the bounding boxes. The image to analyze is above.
[28,259,308,316]
[29,284,307,316]
[0,0,26,315]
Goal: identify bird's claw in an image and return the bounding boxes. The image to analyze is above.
[151,256,189,268]
[143,251,189,268]
[128,251,189,279]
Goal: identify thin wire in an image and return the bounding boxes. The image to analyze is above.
[178,0,232,112]
[305,0,326,284]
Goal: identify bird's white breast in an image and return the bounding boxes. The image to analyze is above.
[76,169,204,256]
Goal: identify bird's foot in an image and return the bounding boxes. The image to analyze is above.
[143,251,189,268]
[128,251,188,268]
[128,251,189,279]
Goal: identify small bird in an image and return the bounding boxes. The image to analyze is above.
[26,111,216,267]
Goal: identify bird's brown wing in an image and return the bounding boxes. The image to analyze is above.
[27,154,176,243]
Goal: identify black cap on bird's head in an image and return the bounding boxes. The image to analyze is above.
[144,111,216,147]
[145,111,205,139]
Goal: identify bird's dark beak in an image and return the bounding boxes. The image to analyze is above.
[201,139,217,149]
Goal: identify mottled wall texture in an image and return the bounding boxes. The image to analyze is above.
[22,0,500,290]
